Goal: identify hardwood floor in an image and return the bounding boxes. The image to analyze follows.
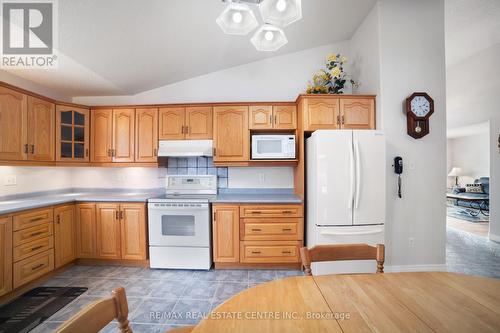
[447,216,489,237]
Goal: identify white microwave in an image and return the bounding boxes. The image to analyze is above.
[251,135,296,160]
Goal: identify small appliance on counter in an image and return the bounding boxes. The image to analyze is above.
[148,175,216,270]
[251,134,296,160]
[306,130,386,275]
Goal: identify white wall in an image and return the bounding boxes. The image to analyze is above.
[489,117,500,242]
[228,167,294,189]
[447,132,490,185]
[378,0,447,269]
[0,167,73,196]
[73,42,351,105]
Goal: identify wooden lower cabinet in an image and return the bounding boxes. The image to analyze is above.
[213,205,240,263]
[0,216,13,297]
[13,250,54,289]
[76,203,97,258]
[214,204,303,266]
[120,203,146,260]
[54,205,76,268]
[96,204,121,259]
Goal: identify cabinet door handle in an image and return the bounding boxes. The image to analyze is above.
[120,211,124,219]
[213,148,216,156]
[56,215,60,224]
[251,251,261,254]
[185,126,189,134]
[116,211,119,220]
[85,148,89,157]
[274,115,277,125]
[251,228,262,232]
[341,115,345,125]
[154,148,157,157]
[269,115,273,124]
[30,144,35,154]
[213,212,216,222]
[107,149,112,157]
[31,245,44,251]
[112,149,116,157]
[24,144,29,154]
[32,263,45,271]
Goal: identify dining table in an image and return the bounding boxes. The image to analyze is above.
[191,272,500,333]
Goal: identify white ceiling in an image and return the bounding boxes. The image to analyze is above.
[445,0,500,67]
[2,0,376,98]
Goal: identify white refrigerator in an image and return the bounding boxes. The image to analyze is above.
[306,130,386,275]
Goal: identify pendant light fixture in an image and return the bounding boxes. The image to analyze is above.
[216,0,302,51]
[259,0,302,27]
[250,24,288,51]
[216,1,259,35]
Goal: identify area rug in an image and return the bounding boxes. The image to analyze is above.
[0,287,87,333]
[447,204,489,223]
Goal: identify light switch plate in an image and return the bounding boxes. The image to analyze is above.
[4,175,17,186]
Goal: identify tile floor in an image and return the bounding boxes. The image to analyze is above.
[31,266,304,332]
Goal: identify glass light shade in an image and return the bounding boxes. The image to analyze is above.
[251,24,288,51]
[259,0,302,27]
[216,2,259,35]
[448,167,462,177]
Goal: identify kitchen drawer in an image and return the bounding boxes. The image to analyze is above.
[14,236,54,262]
[241,218,302,241]
[13,208,53,231]
[240,241,301,263]
[13,250,54,289]
[13,223,53,246]
[239,205,303,218]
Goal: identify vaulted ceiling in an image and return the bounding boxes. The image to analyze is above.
[2,0,377,97]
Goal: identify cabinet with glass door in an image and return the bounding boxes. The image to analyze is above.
[56,105,90,162]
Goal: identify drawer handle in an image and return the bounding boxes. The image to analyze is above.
[32,263,45,271]
[30,217,45,222]
[251,228,262,232]
[30,231,44,237]
[282,210,293,214]
[250,211,262,214]
[282,251,292,254]
[31,245,44,251]
[251,251,261,254]
[282,228,292,232]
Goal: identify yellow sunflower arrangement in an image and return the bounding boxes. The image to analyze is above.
[306,53,358,94]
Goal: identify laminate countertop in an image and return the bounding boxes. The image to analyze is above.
[0,189,302,215]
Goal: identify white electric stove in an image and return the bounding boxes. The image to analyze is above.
[148,175,216,270]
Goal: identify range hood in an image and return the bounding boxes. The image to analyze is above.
[158,140,213,157]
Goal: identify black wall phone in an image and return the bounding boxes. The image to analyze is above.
[394,156,403,198]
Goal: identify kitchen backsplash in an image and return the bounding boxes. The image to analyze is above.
[165,157,228,189]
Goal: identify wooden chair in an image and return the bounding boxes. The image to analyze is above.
[55,287,194,333]
[300,243,385,276]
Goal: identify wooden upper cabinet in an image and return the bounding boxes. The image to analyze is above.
[213,205,240,263]
[249,106,273,129]
[213,106,249,162]
[120,203,146,260]
[91,109,113,162]
[186,106,212,139]
[159,107,185,140]
[76,203,96,258]
[135,108,158,162]
[54,205,76,268]
[56,105,90,162]
[0,216,13,297]
[0,87,27,161]
[304,98,340,131]
[27,97,55,161]
[273,105,297,129]
[340,98,375,129]
[113,109,135,162]
[96,204,121,259]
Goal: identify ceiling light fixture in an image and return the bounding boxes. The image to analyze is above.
[251,24,288,52]
[216,1,259,35]
[217,0,301,51]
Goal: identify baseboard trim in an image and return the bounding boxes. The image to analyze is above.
[489,233,500,243]
[384,264,447,273]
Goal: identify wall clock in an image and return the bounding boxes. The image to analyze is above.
[405,92,434,139]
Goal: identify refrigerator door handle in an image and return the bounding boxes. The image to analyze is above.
[320,229,383,236]
[354,140,361,209]
[348,139,355,209]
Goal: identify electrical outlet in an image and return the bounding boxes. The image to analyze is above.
[4,175,17,186]
[408,237,415,248]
